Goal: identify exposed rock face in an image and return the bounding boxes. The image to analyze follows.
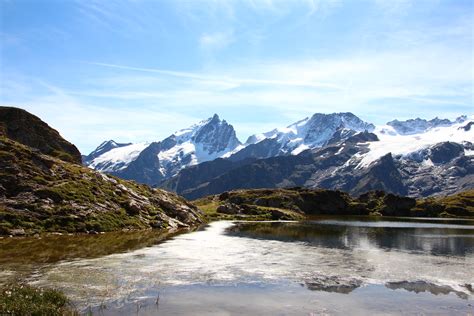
[351,153,408,196]
[0,136,203,235]
[192,114,241,154]
[460,121,473,131]
[0,107,82,164]
[428,142,464,164]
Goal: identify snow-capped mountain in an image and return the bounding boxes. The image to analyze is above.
[356,115,471,167]
[85,114,241,185]
[225,112,375,161]
[162,115,473,199]
[384,115,467,135]
[86,111,472,197]
[86,142,149,173]
[82,140,133,164]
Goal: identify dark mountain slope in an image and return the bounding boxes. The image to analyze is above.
[161,133,472,199]
[0,107,82,164]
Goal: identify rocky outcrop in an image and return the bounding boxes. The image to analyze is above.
[428,142,464,164]
[0,107,82,164]
[351,153,408,196]
[195,188,474,218]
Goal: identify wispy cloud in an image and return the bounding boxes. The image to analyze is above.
[85,61,342,90]
[199,31,235,52]
[1,0,472,153]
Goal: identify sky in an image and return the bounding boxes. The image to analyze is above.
[1,0,473,154]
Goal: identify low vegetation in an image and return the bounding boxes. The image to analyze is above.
[0,283,77,315]
[195,187,474,219]
[195,195,304,221]
[0,136,203,236]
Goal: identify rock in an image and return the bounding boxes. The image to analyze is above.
[380,194,416,216]
[218,191,230,201]
[429,142,464,164]
[305,276,362,294]
[216,203,241,214]
[9,228,25,236]
[125,200,142,215]
[268,209,291,220]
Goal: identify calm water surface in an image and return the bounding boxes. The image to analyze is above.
[1,217,473,315]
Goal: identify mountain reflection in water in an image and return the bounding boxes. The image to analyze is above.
[226,219,474,256]
[0,219,472,314]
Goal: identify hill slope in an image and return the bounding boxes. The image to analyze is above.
[0,107,82,164]
[0,108,203,236]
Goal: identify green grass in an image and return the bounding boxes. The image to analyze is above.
[193,196,303,221]
[0,283,77,315]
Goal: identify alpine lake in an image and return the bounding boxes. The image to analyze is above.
[1,216,473,315]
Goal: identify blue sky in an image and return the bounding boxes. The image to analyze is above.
[1,0,472,153]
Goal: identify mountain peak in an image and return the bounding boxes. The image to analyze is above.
[386,116,464,135]
[191,115,241,153]
[84,139,133,164]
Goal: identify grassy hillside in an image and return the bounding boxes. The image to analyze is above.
[0,136,203,235]
[195,187,474,219]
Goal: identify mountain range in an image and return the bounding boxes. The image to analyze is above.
[85,112,474,199]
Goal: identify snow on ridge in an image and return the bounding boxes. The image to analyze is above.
[243,112,374,151]
[357,119,474,168]
[157,139,241,171]
[89,142,149,172]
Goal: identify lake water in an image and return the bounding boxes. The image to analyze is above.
[1,217,473,315]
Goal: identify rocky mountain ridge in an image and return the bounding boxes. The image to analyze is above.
[162,124,473,199]
[85,114,241,186]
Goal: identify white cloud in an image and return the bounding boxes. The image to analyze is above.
[4,38,471,153]
[199,31,235,53]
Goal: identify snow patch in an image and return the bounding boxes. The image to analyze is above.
[358,120,474,167]
[89,142,149,172]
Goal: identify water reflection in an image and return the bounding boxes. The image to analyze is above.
[385,281,471,300]
[1,220,473,314]
[227,219,474,256]
[0,229,187,283]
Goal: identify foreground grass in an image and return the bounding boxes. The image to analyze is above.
[0,283,77,316]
